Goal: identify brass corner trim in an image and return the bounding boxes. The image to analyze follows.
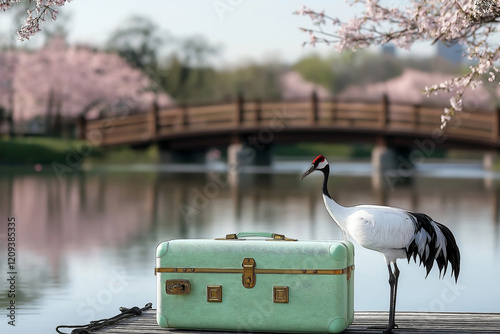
[273,286,289,303]
[207,285,222,302]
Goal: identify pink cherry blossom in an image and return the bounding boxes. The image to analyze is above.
[0,37,172,124]
[296,0,500,128]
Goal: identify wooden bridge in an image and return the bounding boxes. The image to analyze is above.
[78,93,500,166]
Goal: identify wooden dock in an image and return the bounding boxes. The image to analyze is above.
[91,309,500,333]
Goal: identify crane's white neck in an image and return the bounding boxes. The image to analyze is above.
[322,194,351,239]
[320,165,351,239]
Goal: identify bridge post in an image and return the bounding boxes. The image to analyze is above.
[493,107,500,140]
[255,98,262,125]
[380,94,389,127]
[484,151,498,170]
[149,101,159,139]
[227,135,273,169]
[182,104,189,128]
[311,91,319,124]
[371,136,415,172]
[372,137,397,170]
[330,96,337,123]
[413,103,421,129]
[236,93,244,126]
[77,115,86,140]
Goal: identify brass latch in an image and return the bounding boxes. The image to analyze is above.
[166,279,191,295]
[242,258,256,288]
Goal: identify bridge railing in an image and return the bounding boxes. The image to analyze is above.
[81,93,499,147]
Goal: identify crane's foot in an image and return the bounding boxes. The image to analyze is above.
[382,323,398,334]
[366,324,398,331]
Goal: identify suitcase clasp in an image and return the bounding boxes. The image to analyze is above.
[242,258,256,288]
[166,279,191,295]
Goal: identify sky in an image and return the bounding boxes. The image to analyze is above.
[65,0,356,65]
[1,0,435,66]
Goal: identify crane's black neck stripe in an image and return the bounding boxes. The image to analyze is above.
[322,164,331,199]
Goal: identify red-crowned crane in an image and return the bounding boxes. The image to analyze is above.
[300,155,460,334]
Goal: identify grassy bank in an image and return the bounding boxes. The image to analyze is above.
[0,137,99,165]
[0,137,370,166]
[0,136,161,166]
[1,136,486,167]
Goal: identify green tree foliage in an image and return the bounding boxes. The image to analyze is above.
[162,53,219,103]
[159,35,220,103]
[105,16,286,103]
[104,16,467,105]
[106,16,167,70]
[161,58,283,103]
[215,61,283,101]
[292,50,464,94]
[292,54,335,92]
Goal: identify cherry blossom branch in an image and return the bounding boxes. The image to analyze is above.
[0,0,71,41]
[295,0,500,128]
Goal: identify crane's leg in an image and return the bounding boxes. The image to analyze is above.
[384,263,399,334]
[392,263,400,326]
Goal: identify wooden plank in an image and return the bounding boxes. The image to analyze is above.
[261,101,310,111]
[189,113,236,123]
[86,114,149,130]
[446,128,493,141]
[336,102,382,112]
[188,104,235,116]
[92,310,500,333]
[335,110,379,121]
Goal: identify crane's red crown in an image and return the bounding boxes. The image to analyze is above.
[313,155,325,165]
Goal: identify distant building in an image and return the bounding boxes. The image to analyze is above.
[437,41,463,65]
[381,43,396,56]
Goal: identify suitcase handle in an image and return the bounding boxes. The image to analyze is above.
[218,232,297,241]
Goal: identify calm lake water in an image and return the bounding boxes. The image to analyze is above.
[1,159,500,333]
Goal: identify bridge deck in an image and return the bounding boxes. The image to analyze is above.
[80,95,500,151]
[90,309,500,333]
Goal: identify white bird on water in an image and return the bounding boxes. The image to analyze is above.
[300,155,460,334]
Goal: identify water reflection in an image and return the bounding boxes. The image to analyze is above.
[0,163,500,333]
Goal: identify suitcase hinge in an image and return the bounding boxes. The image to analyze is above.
[242,258,256,288]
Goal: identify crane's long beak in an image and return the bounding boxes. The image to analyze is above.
[300,164,315,180]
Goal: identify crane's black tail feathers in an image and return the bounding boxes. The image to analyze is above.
[405,212,460,282]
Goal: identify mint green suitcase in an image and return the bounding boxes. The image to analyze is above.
[155,232,354,333]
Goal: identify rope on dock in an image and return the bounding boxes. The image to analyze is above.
[56,302,152,334]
